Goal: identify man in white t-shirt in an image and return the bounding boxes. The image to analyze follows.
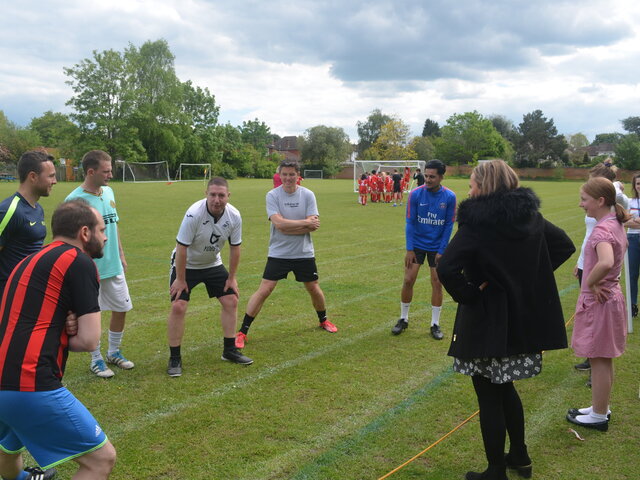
[235,161,337,349]
[166,177,252,377]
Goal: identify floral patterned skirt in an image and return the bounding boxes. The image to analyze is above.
[453,353,542,384]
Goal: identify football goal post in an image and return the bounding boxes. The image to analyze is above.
[120,161,171,183]
[352,160,425,192]
[177,163,212,182]
[303,169,323,179]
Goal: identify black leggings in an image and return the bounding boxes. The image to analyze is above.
[471,375,529,466]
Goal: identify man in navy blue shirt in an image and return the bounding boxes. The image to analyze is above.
[392,160,456,339]
[0,151,57,295]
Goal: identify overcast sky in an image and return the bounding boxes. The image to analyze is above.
[1,0,639,142]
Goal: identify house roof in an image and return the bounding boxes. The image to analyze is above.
[270,136,298,151]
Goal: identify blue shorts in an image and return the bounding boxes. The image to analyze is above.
[0,388,107,469]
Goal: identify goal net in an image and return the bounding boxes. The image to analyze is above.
[120,161,171,183]
[304,169,323,179]
[352,160,426,192]
[177,163,212,182]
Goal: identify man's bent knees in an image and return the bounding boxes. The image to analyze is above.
[75,441,116,478]
[219,293,238,310]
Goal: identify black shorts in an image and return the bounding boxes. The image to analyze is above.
[413,249,438,267]
[169,264,234,301]
[393,185,402,193]
[263,257,319,282]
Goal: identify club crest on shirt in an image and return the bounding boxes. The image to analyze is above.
[440,202,446,209]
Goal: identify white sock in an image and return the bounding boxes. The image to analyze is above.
[400,302,411,321]
[431,306,442,326]
[577,405,611,415]
[108,330,124,355]
[90,341,103,362]
[575,412,608,424]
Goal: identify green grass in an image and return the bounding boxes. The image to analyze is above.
[1,178,638,479]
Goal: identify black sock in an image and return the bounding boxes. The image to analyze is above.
[223,337,236,351]
[170,345,181,359]
[240,314,255,334]
[316,310,327,322]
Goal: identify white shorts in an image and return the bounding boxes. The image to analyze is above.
[98,274,133,313]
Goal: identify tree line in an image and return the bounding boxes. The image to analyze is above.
[2,38,640,177]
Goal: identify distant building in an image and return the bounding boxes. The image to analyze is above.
[586,143,616,159]
[268,136,301,162]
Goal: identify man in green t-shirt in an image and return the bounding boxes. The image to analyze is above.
[66,150,134,378]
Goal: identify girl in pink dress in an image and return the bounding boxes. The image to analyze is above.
[567,177,629,431]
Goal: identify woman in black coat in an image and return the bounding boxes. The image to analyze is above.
[436,160,575,480]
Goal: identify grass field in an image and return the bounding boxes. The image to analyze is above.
[1,177,638,480]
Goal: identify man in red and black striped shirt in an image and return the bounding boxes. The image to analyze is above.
[0,200,116,480]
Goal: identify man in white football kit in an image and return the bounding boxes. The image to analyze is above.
[235,160,337,350]
[167,177,252,377]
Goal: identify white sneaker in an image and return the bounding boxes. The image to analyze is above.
[90,359,115,378]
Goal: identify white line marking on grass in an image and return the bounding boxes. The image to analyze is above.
[106,320,399,438]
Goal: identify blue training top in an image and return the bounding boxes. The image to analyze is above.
[0,192,46,283]
[405,185,457,254]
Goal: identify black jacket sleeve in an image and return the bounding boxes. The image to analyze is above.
[436,225,482,305]
[543,218,576,270]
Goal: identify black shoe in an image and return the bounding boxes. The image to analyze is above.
[574,359,590,371]
[465,466,508,480]
[633,304,638,317]
[430,324,444,340]
[567,408,611,420]
[566,413,608,431]
[24,466,57,479]
[505,453,532,479]
[222,348,254,365]
[391,318,408,335]
[167,357,182,377]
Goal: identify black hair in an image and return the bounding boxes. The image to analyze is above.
[424,159,446,175]
[17,151,54,183]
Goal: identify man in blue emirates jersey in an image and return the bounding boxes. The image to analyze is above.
[392,160,456,340]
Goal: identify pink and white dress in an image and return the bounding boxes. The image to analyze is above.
[572,213,628,358]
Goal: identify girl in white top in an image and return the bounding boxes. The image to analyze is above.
[624,173,640,317]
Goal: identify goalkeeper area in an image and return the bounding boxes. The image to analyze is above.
[177,163,212,182]
[352,160,426,192]
[116,160,171,183]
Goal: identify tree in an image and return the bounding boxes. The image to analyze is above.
[64,47,139,159]
[489,115,518,143]
[300,125,352,176]
[615,134,640,170]
[621,116,640,136]
[567,133,589,150]
[592,133,623,145]
[356,109,392,155]
[434,111,510,165]
[422,119,441,137]
[29,111,80,158]
[181,80,219,131]
[514,110,567,167]
[0,111,42,163]
[368,118,417,160]
[239,119,273,152]
[410,136,434,161]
